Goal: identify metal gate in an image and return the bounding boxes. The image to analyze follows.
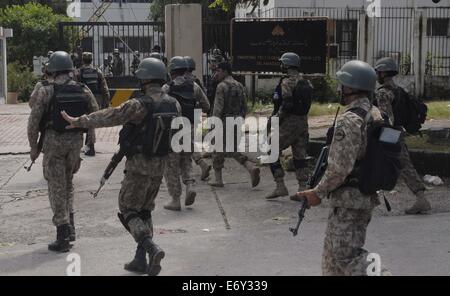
[58,21,165,77]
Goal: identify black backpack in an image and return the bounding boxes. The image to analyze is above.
[279,78,313,116]
[349,108,403,195]
[49,82,89,133]
[391,86,427,134]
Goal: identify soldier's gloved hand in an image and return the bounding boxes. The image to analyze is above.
[294,189,321,208]
[61,111,78,129]
[30,146,40,162]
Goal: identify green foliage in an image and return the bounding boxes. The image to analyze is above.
[7,62,38,102]
[309,75,339,103]
[209,0,269,12]
[0,2,72,66]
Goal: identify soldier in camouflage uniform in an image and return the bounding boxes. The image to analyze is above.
[208,61,260,188]
[266,52,313,199]
[62,57,180,276]
[294,60,389,276]
[374,57,431,215]
[184,56,212,181]
[76,52,111,156]
[161,56,210,211]
[28,51,99,252]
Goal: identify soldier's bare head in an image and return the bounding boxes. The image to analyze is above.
[216,61,232,81]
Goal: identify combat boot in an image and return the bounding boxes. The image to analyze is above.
[124,243,148,274]
[244,161,261,188]
[141,236,165,276]
[84,144,95,156]
[296,169,310,191]
[69,213,76,242]
[208,169,224,187]
[198,159,212,181]
[405,190,431,215]
[265,179,289,199]
[48,224,71,252]
[185,182,196,206]
[163,195,181,211]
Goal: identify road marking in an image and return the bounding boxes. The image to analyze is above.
[210,187,231,230]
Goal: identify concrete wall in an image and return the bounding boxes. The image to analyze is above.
[165,4,203,79]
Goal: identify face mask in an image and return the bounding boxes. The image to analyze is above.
[339,85,347,106]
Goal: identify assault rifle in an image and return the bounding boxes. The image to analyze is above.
[289,107,340,237]
[92,123,140,198]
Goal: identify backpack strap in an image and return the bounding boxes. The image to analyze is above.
[347,105,373,131]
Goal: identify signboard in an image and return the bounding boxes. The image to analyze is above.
[231,18,328,74]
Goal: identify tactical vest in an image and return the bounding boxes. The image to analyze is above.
[221,80,246,118]
[79,67,100,95]
[46,81,89,133]
[278,78,313,116]
[168,80,196,123]
[119,95,179,158]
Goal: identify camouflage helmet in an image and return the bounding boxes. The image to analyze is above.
[279,52,300,68]
[168,56,188,72]
[336,60,377,92]
[184,56,196,71]
[47,51,74,73]
[374,57,399,75]
[82,52,93,62]
[134,57,168,82]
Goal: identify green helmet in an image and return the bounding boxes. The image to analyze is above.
[149,52,163,60]
[374,57,399,75]
[134,57,168,82]
[47,51,74,73]
[82,52,93,63]
[184,56,196,71]
[279,52,300,68]
[168,56,188,72]
[336,60,377,92]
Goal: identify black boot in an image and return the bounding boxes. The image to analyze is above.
[48,224,71,252]
[69,213,76,242]
[85,144,96,156]
[141,236,165,276]
[124,243,148,274]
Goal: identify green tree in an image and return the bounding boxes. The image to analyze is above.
[209,0,269,12]
[0,0,68,14]
[0,2,72,66]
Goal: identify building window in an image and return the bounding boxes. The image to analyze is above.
[336,20,358,57]
[427,18,450,37]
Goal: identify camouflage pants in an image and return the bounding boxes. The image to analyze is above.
[212,152,248,170]
[322,207,373,276]
[85,95,106,146]
[164,152,195,199]
[400,140,425,194]
[269,114,309,180]
[118,171,163,243]
[43,131,83,226]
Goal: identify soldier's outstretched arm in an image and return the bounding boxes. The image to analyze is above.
[61,99,147,130]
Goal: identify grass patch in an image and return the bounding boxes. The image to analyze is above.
[426,101,450,120]
[405,134,450,153]
[247,101,450,120]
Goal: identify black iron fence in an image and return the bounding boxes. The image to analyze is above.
[58,21,164,76]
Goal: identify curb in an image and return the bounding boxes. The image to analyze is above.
[307,140,450,178]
